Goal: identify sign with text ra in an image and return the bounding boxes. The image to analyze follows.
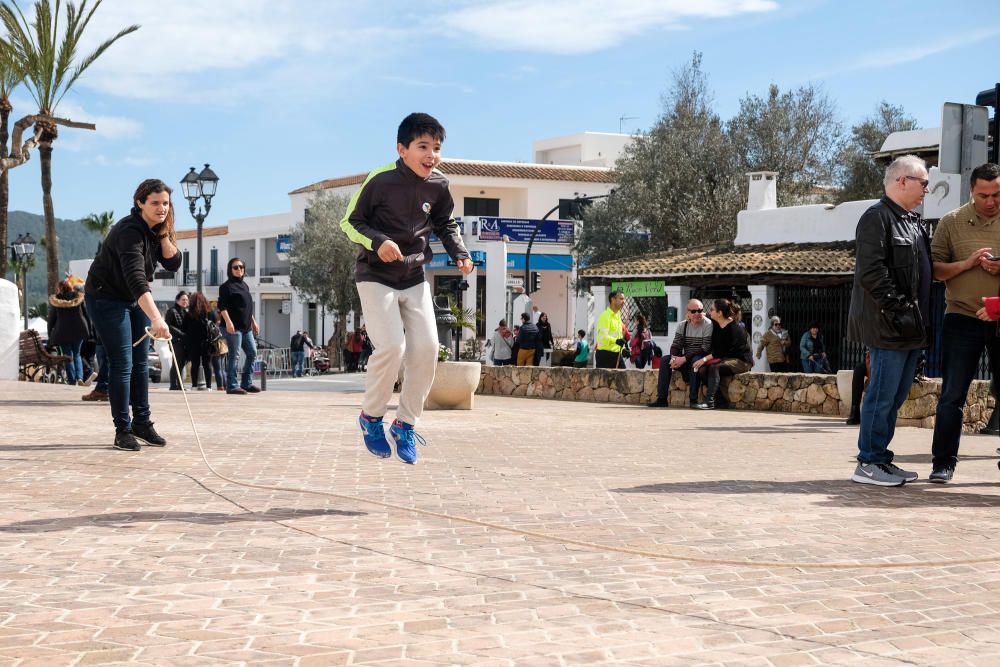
[478,216,574,244]
[611,280,665,298]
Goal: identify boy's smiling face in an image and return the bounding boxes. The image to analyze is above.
[398,133,442,179]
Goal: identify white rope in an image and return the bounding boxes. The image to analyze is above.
[134,327,1000,571]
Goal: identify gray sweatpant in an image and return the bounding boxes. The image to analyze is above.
[356,280,438,425]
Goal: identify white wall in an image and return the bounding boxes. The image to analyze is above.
[0,279,19,379]
[735,199,878,245]
[532,132,633,168]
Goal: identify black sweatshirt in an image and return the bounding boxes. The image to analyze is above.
[218,278,254,332]
[340,159,469,289]
[85,209,181,302]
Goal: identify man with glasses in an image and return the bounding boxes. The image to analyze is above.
[647,298,713,407]
[928,163,1000,482]
[848,155,930,487]
[218,257,261,395]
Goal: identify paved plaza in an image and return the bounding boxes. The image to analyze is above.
[5,379,1000,665]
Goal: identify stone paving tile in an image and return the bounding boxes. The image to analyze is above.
[8,381,1000,664]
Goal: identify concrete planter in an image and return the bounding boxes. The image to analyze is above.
[425,361,481,410]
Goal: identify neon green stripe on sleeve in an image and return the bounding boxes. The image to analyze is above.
[339,162,396,250]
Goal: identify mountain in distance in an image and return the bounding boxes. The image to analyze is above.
[3,210,102,309]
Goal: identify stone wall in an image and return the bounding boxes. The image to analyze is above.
[476,366,995,432]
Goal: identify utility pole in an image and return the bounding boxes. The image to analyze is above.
[619,115,638,134]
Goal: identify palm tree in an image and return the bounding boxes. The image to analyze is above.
[0,0,138,293]
[0,53,22,279]
[81,208,112,254]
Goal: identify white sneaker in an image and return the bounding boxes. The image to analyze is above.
[82,371,98,387]
[852,463,906,487]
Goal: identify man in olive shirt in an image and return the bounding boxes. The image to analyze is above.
[929,163,1000,482]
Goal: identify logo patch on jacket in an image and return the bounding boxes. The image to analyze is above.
[422,202,431,214]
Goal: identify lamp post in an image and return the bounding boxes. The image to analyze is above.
[180,164,220,293]
[9,232,36,329]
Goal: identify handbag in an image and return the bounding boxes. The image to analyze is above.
[212,336,229,357]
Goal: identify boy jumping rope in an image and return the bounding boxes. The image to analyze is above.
[340,113,472,464]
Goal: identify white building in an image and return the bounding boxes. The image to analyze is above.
[150,132,630,347]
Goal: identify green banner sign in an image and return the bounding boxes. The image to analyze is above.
[611,280,665,298]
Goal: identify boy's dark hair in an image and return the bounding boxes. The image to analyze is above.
[520,312,530,323]
[577,329,586,337]
[397,112,445,146]
[970,163,1000,188]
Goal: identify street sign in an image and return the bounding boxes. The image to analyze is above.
[478,217,574,243]
[611,280,665,298]
[506,276,524,288]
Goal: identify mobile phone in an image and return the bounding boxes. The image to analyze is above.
[989,255,1000,261]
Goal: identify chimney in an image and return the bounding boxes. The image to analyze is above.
[746,171,778,211]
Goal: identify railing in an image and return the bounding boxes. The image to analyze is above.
[155,270,223,288]
[256,346,292,377]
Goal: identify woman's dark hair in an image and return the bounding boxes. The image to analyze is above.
[634,313,647,332]
[809,321,821,330]
[397,112,445,146]
[189,291,210,319]
[174,290,188,303]
[730,299,743,322]
[133,178,175,241]
[712,298,732,318]
[539,312,548,322]
[227,257,245,279]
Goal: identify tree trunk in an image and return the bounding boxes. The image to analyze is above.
[39,142,57,295]
[0,102,9,278]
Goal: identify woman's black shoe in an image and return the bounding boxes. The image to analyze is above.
[113,431,140,451]
[132,421,166,447]
[694,399,715,410]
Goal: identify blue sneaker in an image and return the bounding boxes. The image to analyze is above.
[389,420,426,465]
[358,412,391,458]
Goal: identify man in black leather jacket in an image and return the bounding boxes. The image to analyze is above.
[848,155,930,487]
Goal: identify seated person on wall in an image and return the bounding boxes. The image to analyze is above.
[515,312,540,366]
[756,315,792,372]
[800,322,832,373]
[647,298,713,408]
[692,299,753,410]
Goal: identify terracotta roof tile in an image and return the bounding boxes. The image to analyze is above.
[580,241,856,283]
[288,159,614,195]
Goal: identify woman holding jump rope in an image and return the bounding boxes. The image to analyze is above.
[84,179,181,451]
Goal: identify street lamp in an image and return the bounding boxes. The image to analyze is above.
[9,232,36,329]
[180,163,220,292]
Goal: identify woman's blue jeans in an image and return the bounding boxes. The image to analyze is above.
[84,294,151,432]
[225,329,257,390]
[61,339,84,383]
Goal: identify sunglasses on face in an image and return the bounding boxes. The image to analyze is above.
[232,265,245,270]
[688,308,704,313]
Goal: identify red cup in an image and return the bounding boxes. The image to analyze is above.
[985,296,1000,320]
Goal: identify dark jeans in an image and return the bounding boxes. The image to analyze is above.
[769,361,792,372]
[189,350,213,389]
[225,329,257,390]
[932,314,1000,469]
[95,342,109,392]
[60,339,84,383]
[169,343,187,390]
[493,358,513,366]
[211,355,225,389]
[84,294,151,432]
[654,355,704,404]
[595,349,622,369]
[857,347,920,465]
[292,350,306,377]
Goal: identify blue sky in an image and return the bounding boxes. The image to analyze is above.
[2,0,993,232]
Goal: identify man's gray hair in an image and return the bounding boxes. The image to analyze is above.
[883,154,926,188]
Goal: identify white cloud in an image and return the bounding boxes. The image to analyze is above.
[437,0,779,54]
[72,0,382,101]
[817,27,1000,78]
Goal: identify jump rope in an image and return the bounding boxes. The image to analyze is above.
[132,327,1000,571]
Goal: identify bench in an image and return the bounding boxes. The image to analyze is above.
[18,329,70,383]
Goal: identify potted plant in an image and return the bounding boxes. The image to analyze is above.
[424,305,482,410]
